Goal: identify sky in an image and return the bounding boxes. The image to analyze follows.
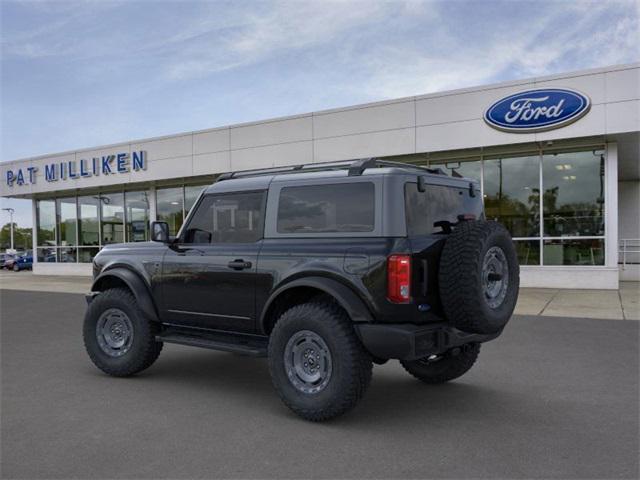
[1,0,639,228]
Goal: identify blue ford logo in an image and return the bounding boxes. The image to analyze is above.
[484,88,591,132]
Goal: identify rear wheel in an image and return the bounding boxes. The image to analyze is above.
[83,288,163,377]
[268,302,372,421]
[400,344,480,384]
[12,263,19,272]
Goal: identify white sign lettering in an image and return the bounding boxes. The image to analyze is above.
[504,96,565,124]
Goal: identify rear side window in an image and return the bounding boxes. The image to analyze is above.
[183,191,265,243]
[277,183,375,233]
[405,182,482,236]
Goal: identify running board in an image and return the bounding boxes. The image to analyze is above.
[157,327,268,357]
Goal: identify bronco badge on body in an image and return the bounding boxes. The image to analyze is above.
[484,88,591,133]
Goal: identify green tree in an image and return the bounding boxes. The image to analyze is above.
[0,223,33,251]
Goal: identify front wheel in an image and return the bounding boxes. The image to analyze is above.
[12,263,19,272]
[268,302,372,421]
[83,288,163,377]
[400,344,480,384]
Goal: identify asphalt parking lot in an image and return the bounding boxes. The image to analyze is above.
[1,289,638,479]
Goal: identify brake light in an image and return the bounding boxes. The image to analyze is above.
[387,255,411,303]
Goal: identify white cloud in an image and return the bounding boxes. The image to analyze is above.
[164,1,404,80]
[351,1,639,100]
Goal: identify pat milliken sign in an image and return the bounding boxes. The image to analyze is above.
[5,151,147,187]
[484,88,591,133]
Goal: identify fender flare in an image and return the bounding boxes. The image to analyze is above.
[259,276,373,333]
[91,267,160,322]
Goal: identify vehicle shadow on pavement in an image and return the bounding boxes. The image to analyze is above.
[104,347,528,427]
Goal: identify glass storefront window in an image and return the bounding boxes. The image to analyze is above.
[542,151,605,237]
[100,193,124,244]
[484,155,540,238]
[430,159,481,183]
[78,247,100,263]
[543,239,605,266]
[36,200,56,246]
[56,197,77,246]
[515,240,540,266]
[185,185,205,215]
[59,246,77,263]
[36,246,56,263]
[78,196,100,246]
[157,187,184,235]
[125,190,150,242]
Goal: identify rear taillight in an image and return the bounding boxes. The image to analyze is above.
[387,255,411,303]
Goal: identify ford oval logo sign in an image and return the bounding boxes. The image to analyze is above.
[484,88,591,133]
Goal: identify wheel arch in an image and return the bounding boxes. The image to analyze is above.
[91,267,160,323]
[259,276,373,335]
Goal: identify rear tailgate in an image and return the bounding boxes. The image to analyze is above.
[404,179,483,313]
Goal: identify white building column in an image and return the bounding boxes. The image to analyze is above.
[149,186,157,222]
[605,143,619,280]
[31,198,37,265]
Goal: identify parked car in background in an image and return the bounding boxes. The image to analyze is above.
[0,253,11,267]
[12,252,33,271]
[2,253,17,270]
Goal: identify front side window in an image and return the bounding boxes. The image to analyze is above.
[277,183,375,234]
[183,192,265,244]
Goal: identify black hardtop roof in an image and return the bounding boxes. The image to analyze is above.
[205,157,476,194]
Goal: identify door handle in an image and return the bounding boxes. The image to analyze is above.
[227,259,252,270]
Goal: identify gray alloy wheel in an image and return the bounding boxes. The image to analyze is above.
[95,308,135,358]
[283,330,333,394]
[267,301,373,421]
[482,246,509,309]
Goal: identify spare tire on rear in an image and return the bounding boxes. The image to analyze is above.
[439,220,519,334]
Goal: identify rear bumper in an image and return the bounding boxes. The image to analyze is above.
[354,322,500,361]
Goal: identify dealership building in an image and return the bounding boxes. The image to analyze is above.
[1,63,638,288]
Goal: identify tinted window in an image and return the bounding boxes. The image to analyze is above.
[405,183,482,236]
[277,183,375,234]
[183,192,265,244]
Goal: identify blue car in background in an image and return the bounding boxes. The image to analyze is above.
[12,252,33,271]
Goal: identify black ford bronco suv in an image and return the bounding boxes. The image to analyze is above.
[84,158,519,421]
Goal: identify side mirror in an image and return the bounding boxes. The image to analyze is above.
[151,221,170,243]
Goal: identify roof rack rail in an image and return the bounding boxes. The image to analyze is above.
[216,157,446,182]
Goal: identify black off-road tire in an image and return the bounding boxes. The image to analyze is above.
[268,302,373,422]
[401,344,480,384]
[83,287,163,377]
[439,220,519,334]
